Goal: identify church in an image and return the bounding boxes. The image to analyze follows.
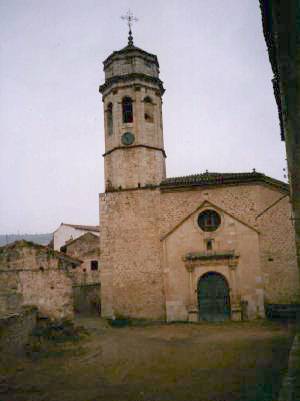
[98,26,299,322]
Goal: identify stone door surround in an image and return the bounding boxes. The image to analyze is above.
[183,251,241,321]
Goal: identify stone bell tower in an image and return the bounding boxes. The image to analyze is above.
[99,23,166,190]
[99,17,166,320]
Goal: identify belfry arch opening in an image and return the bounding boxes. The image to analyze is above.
[107,102,113,135]
[197,272,231,322]
[122,97,133,123]
[144,96,154,123]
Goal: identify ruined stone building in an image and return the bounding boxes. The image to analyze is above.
[0,237,101,321]
[53,223,101,314]
[60,232,100,284]
[61,232,101,315]
[0,241,80,320]
[0,224,101,322]
[98,33,300,322]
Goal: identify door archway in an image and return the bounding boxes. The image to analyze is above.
[197,272,231,321]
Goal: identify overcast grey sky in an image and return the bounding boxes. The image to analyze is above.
[0,0,287,234]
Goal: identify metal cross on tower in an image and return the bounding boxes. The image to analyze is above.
[121,10,138,46]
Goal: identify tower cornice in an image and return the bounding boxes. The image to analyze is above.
[99,73,165,96]
[102,144,167,158]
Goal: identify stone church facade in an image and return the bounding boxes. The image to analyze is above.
[99,37,299,322]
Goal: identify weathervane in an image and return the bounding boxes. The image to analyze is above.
[121,9,138,46]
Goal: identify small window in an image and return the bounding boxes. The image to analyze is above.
[107,103,113,135]
[122,97,133,123]
[91,260,98,271]
[144,96,154,123]
[198,210,221,232]
[206,239,213,251]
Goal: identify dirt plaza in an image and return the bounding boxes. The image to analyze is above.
[0,318,296,401]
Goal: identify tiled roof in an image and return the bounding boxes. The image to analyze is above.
[160,171,288,192]
[62,224,100,232]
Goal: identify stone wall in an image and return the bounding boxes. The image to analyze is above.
[20,270,74,320]
[159,184,262,238]
[0,270,74,320]
[103,86,164,152]
[256,191,300,303]
[0,241,80,271]
[0,306,37,357]
[0,270,23,315]
[160,183,299,308]
[104,53,159,80]
[162,200,264,321]
[100,188,165,320]
[100,182,298,320]
[105,147,166,189]
[102,83,166,190]
[0,241,78,320]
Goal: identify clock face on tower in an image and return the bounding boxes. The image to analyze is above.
[121,132,135,146]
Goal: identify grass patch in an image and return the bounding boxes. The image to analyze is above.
[31,320,86,342]
[107,315,164,328]
[25,319,89,359]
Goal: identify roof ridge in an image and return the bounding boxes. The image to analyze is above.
[163,171,262,180]
[160,171,288,192]
[61,223,99,232]
[61,232,99,249]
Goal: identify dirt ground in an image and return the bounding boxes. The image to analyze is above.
[0,317,296,401]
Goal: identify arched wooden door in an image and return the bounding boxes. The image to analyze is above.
[198,272,231,321]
